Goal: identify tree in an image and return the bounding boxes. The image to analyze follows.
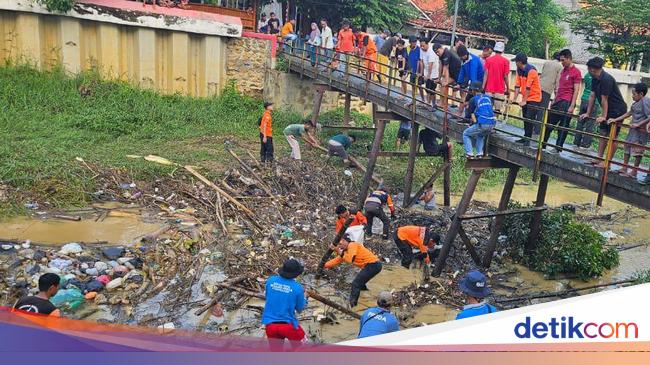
[445,0,566,58]
[270,0,416,32]
[569,0,650,69]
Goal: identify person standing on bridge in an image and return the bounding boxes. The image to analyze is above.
[259,102,275,164]
[511,53,543,147]
[364,185,394,239]
[580,57,628,169]
[333,21,355,73]
[543,49,582,154]
[463,81,496,158]
[482,41,510,117]
[456,45,485,118]
[324,234,383,307]
[354,29,379,83]
[419,38,440,110]
[320,19,335,67]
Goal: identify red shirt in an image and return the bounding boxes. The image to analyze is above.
[555,65,582,102]
[484,53,510,94]
[337,29,355,53]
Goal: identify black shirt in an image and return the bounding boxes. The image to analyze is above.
[14,295,57,315]
[268,18,280,34]
[419,128,442,154]
[440,49,462,80]
[395,48,409,70]
[592,71,627,118]
[379,37,397,57]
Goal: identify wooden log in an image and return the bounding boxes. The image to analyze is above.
[184,165,261,230]
[52,214,81,221]
[195,275,249,316]
[225,147,275,197]
[308,141,382,184]
[356,112,387,209]
[402,122,420,208]
[526,174,549,255]
[306,289,361,319]
[316,216,355,278]
[458,225,482,266]
[214,282,265,300]
[482,167,519,267]
[496,279,636,304]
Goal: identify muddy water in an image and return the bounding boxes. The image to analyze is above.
[0,208,163,245]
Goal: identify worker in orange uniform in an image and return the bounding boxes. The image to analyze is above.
[335,205,367,243]
[364,185,394,239]
[393,226,441,269]
[354,29,379,83]
[324,234,383,307]
[259,102,274,163]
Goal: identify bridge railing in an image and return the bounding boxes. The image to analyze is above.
[281,43,649,205]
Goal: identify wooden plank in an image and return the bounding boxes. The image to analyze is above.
[403,122,420,208]
[322,125,376,131]
[526,174,549,255]
[482,167,519,267]
[458,225,482,266]
[356,115,387,209]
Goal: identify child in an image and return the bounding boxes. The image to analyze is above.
[462,81,496,158]
[259,102,274,163]
[608,83,650,179]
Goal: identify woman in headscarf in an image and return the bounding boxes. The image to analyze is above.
[307,22,322,67]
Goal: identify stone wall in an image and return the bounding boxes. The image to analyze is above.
[226,36,272,99]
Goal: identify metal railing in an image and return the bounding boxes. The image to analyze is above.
[280,42,649,205]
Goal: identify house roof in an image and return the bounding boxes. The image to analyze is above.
[408,0,507,42]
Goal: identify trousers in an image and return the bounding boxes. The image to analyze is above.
[260,133,274,163]
[350,261,382,306]
[364,203,390,236]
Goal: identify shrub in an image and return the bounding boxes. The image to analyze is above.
[38,0,76,12]
[501,202,619,280]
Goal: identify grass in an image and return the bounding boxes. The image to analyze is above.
[0,64,528,218]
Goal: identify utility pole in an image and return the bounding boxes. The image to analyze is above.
[450,0,460,46]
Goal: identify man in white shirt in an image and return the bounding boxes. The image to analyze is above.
[320,18,334,67]
[418,38,440,109]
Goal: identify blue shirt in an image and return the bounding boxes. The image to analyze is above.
[375,35,386,51]
[330,134,352,149]
[408,46,421,73]
[358,307,400,338]
[399,120,411,130]
[455,302,497,320]
[458,53,484,86]
[261,275,307,329]
[467,94,496,125]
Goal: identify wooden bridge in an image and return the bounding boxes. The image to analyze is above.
[283,47,650,275]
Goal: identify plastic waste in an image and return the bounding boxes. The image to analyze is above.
[49,258,73,271]
[25,202,39,209]
[50,288,84,310]
[59,242,83,255]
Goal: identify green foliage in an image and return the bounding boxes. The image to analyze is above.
[633,269,650,284]
[568,0,650,69]
[445,0,566,58]
[275,55,289,72]
[38,0,76,12]
[318,108,372,126]
[501,203,619,280]
[274,0,416,31]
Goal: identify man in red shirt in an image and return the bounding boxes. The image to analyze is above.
[332,21,355,73]
[482,41,510,115]
[543,49,582,153]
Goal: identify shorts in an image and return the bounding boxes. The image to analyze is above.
[425,79,437,94]
[265,323,306,342]
[410,73,424,85]
[624,128,649,156]
[399,70,407,78]
[397,128,411,141]
[598,122,622,137]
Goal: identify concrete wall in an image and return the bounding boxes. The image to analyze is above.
[0,1,242,97]
[264,70,372,118]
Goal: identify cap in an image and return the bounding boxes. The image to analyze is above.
[468,81,483,92]
[263,102,274,108]
[494,41,505,52]
[377,291,393,307]
[432,43,443,51]
[458,270,491,298]
[512,52,527,64]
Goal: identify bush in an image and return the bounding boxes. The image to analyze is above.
[275,55,289,72]
[501,203,619,280]
[39,0,76,12]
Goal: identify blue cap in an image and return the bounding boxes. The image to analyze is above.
[459,270,491,298]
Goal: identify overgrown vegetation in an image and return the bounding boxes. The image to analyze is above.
[37,0,76,12]
[633,269,650,284]
[501,203,619,280]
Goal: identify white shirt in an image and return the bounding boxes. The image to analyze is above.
[321,26,334,49]
[420,48,439,79]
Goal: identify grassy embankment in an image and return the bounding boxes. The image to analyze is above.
[0,65,524,218]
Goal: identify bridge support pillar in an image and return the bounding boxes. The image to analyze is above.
[402,121,420,208]
[356,105,387,210]
[482,167,520,267]
[526,174,549,255]
[310,84,328,127]
[343,92,352,126]
[433,169,483,277]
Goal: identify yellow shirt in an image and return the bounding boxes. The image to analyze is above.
[281,22,294,37]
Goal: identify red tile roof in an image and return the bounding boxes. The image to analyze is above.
[411,0,446,13]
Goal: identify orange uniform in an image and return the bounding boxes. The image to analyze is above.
[259,110,273,137]
[356,32,378,75]
[335,211,368,233]
[337,29,355,53]
[324,242,379,269]
[397,226,428,254]
[515,65,542,103]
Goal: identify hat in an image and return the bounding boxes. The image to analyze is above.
[512,52,527,64]
[263,102,274,108]
[432,43,443,51]
[377,291,393,307]
[278,258,304,279]
[494,41,505,52]
[459,270,491,298]
[468,81,483,92]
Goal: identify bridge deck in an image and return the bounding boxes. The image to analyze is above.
[287,58,650,211]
